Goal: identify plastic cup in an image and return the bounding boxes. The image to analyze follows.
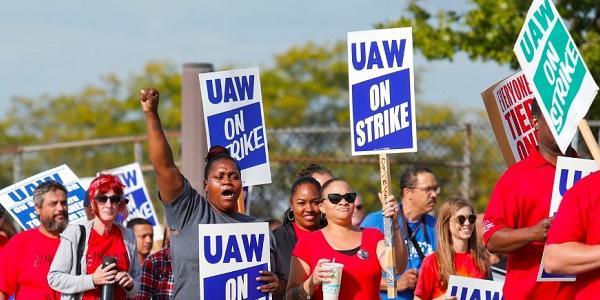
[322,262,344,300]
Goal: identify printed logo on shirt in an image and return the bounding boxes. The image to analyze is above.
[33,254,54,268]
[406,241,433,260]
[482,220,494,234]
[87,251,129,267]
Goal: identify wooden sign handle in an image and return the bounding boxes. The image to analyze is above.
[237,188,246,214]
[379,153,397,298]
[578,119,600,168]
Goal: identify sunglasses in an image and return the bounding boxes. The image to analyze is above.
[325,193,357,204]
[455,214,477,225]
[94,195,126,205]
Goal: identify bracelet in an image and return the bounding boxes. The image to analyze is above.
[297,280,312,300]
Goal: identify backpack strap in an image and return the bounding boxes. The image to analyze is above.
[76,225,86,275]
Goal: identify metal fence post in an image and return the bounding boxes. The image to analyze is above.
[461,123,472,200]
[134,142,143,165]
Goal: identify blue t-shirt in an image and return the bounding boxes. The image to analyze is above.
[361,210,437,300]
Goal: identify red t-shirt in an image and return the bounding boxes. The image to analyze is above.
[547,171,600,299]
[414,252,487,300]
[83,226,130,300]
[292,228,383,300]
[0,228,61,299]
[482,148,572,299]
[292,222,312,242]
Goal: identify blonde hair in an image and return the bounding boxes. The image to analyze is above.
[435,196,489,289]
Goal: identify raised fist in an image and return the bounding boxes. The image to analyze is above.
[139,88,160,113]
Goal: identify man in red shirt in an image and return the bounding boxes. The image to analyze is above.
[0,181,69,300]
[544,171,600,299]
[482,101,575,299]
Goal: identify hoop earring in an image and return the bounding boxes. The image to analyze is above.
[286,209,295,222]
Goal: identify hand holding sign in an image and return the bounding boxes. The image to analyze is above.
[531,217,553,243]
[256,270,281,294]
[380,192,399,221]
[139,88,160,113]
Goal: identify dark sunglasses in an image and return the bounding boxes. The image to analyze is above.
[94,195,125,205]
[325,193,357,204]
[455,214,477,225]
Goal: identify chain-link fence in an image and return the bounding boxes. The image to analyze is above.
[1,123,506,222]
[251,123,504,218]
[3,120,600,229]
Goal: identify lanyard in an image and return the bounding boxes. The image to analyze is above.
[400,206,430,261]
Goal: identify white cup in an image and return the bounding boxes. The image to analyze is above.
[322,262,344,300]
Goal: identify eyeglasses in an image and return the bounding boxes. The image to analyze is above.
[325,193,357,204]
[410,186,441,194]
[454,214,477,225]
[94,195,126,205]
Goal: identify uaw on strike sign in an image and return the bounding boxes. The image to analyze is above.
[348,27,417,155]
[198,222,271,300]
[514,0,598,153]
[199,67,271,187]
[105,162,161,240]
[0,165,87,229]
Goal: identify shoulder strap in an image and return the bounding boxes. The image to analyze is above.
[76,225,85,275]
[406,224,426,260]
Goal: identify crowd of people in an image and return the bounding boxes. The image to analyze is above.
[0,87,598,300]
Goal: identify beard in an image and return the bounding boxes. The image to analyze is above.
[41,212,69,232]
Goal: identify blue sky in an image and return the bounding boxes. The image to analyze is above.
[1,0,512,114]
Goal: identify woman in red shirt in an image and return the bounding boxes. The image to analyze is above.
[415,197,489,300]
[49,174,139,299]
[286,178,407,300]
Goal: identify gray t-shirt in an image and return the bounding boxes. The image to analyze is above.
[165,179,259,299]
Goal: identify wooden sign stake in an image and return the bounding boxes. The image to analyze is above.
[379,153,397,298]
[578,119,600,168]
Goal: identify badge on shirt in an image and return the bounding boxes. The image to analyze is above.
[357,249,369,260]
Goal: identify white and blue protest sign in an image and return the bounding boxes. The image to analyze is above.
[199,67,271,187]
[198,222,271,300]
[105,162,161,240]
[0,165,86,229]
[514,0,599,154]
[537,156,597,281]
[347,27,417,155]
[447,275,504,300]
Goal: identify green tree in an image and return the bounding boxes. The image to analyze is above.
[380,0,600,117]
[0,45,503,221]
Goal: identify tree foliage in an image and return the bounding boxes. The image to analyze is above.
[1,43,504,220]
[380,0,600,117]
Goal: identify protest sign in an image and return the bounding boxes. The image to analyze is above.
[514,0,599,154]
[199,67,271,187]
[482,72,538,165]
[104,162,161,240]
[447,275,504,300]
[347,27,417,155]
[348,27,418,297]
[537,156,598,281]
[198,222,271,300]
[0,165,86,229]
[550,157,598,215]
